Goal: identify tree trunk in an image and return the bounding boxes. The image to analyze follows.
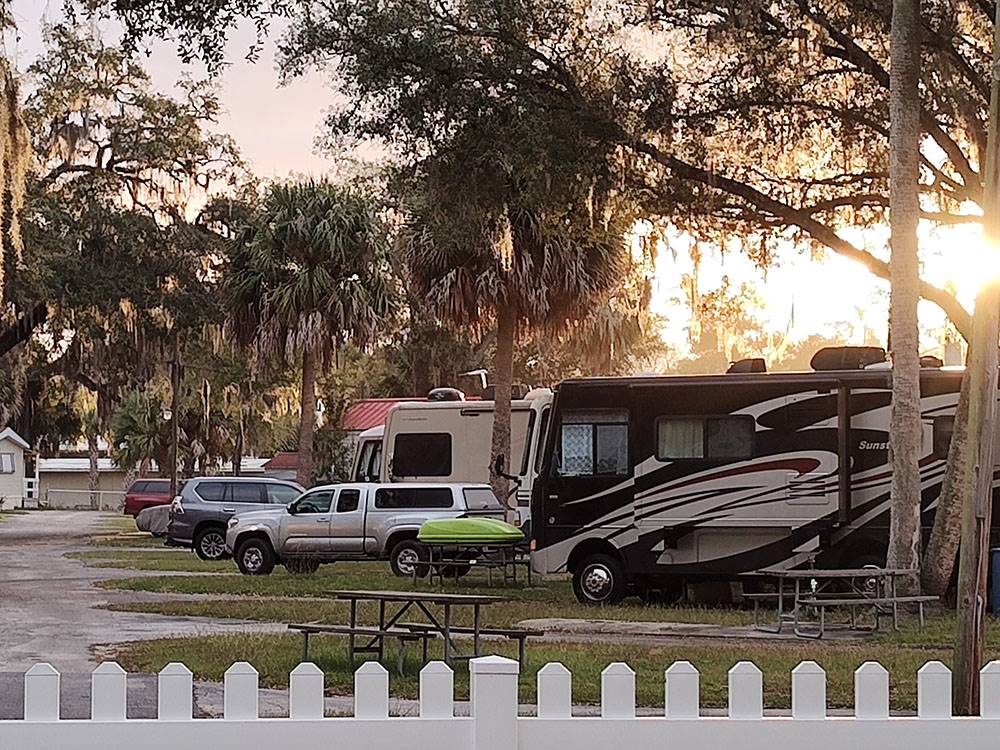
[490,304,517,522]
[87,431,100,510]
[954,3,1000,713]
[886,0,923,595]
[922,369,970,595]
[296,349,317,488]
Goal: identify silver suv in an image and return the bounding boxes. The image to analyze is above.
[225,482,503,576]
[167,477,304,560]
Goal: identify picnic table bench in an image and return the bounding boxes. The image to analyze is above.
[288,623,434,675]
[398,622,543,664]
[749,567,937,638]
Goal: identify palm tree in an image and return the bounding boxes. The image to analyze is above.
[226,180,396,486]
[400,147,634,512]
[110,389,168,478]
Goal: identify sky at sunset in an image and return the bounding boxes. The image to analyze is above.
[11,1,978,363]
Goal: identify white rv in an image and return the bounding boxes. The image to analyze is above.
[350,389,553,516]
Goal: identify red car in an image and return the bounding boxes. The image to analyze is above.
[123,479,174,517]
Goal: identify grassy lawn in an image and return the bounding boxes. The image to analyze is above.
[108,630,965,710]
[87,515,169,548]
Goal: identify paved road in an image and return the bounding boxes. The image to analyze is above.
[0,511,285,718]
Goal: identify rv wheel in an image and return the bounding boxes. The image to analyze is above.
[573,554,626,605]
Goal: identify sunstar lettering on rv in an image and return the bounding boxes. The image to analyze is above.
[528,357,998,605]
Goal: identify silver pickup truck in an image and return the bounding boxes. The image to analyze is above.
[224,482,504,576]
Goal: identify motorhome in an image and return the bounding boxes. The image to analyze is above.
[350,389,553,516]
[529,350,1000,604]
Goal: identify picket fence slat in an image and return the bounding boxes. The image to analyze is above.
[537,662,572,718]
[601,662,635,718]
[157,663,192,721]
[224,662,258,721]
[7,657,1000,750]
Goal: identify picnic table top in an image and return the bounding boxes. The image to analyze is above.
[754,567,917,579]
[328,589,506,605]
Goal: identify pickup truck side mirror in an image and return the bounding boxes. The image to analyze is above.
[287,502,298,515]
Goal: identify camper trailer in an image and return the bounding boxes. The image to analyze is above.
[350,389,553,516]
[529,353,1000,604]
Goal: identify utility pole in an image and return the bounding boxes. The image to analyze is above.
[169,335,181,500]
[953,7,1000,716]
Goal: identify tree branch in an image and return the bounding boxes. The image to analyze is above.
[0,302,48,358]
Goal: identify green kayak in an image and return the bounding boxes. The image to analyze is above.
[417,517,525,545]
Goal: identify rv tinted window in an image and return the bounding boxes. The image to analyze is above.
[356,440,382,482]
[464,487,503,511]
[556,410,629,477]
[520,411,537,477]
[933,415,954,459]
[374,487,454,509]
[392,433,452,477]
[657,417,754,460]
[534,408,551,474]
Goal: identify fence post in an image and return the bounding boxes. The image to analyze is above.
[728,662,762,719]
[665,661,699,718]
[791,661,826,720]
[854,662,889,720]
[601,663,635,718]
[158,662,193,720]
[355,662,389,719]
[290,663,325,720]
[917,661,952,718]
[537,663,572,719]
[981,661,1000,718]
[224,662,258,720]
[91,662,127,721]
[470,656,519,750]
[420,661,454,718]
[24,663,59,721]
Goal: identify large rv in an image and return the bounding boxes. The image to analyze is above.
[530,359,999,604]
[351,389,553,515]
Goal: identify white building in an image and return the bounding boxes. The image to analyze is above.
[0,428,28,509]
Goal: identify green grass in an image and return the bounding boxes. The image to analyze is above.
[109,630,971,710]
[86,515,169,548]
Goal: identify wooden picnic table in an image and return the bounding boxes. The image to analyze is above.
[329,589,505,665]
[750,567,926,638]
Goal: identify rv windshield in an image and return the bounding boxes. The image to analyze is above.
[463,487,503,511]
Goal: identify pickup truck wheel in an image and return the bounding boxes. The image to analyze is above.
[235,537,275,575]
[390,540,429,578]
[284,557,320,575]
[194,527,229,561]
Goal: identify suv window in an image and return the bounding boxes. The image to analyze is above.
[374,487,454,509]
[463,487,502,511]
[266,484,301,504]
[195,481,228,502]
[129,481,148,493]
[296,491,333,513]
[145,480,170,493]
[392,433,451,477]
[337,489,361,512]
[230,483,265,503]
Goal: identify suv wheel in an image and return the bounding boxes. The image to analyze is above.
[390,539,429,578]
[284,557,320,575]
[235,537,275,575]
[572,553,627,605]
[194,527,229,561]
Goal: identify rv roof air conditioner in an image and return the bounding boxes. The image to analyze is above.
[811,346,887,371]
[427,387,466,401]
[726,358,766,374]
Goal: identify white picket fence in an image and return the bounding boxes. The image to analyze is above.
[3,657,1000,750]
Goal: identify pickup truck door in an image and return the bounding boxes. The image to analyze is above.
[283,490,333,553]
[329,487,366,554]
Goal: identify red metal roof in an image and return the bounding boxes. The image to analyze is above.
[262,452,299,470]
[340,398,416,432]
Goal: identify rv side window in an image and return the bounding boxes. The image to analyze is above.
[534,407,551,474]
[520,411,537,477]
[355,439,381,482]
[933,416,954,459]
[657,417,754,460]
[392,433,452,477]
[556,410,629,477]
